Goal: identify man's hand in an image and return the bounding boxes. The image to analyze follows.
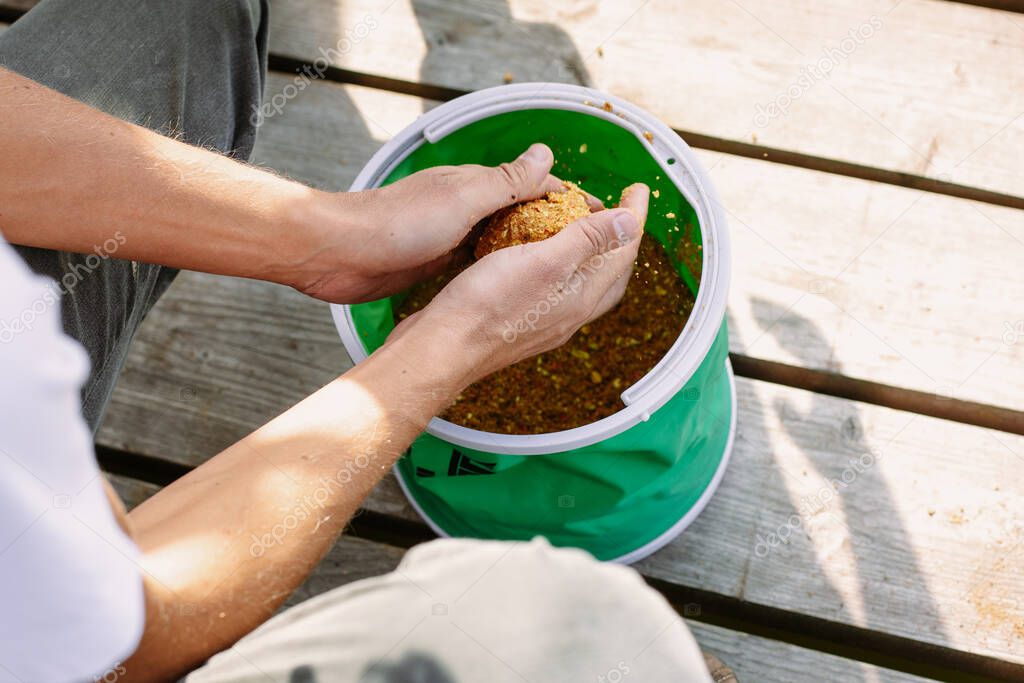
[292,143,569,303]
[389,183,650,385]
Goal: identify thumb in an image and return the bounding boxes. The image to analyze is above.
[470,143,562,216]
[545,207,642,267]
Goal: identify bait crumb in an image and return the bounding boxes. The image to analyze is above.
[596,45,605,57]
[665,212,676,219]
[579,143,588,154]
[503,71,514,83]
[652,189,660,198]
[397,234,696,434]
[602,101,613,112]
[474,182,591,258]
[643,130,654,143]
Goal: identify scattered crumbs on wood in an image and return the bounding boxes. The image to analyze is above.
[596,45,604,57]
[752,132,758,143]
[503,71,514,83]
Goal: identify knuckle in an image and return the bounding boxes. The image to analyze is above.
[496,160,530,192]
[574,217,608,254]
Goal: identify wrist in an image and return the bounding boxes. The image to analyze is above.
[256,187,335,288]
[361,312,489,422]
[263,188,387,301]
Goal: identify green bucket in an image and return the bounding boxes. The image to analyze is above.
[332,84,733,562]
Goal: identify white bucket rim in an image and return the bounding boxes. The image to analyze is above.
[331,82,731,456]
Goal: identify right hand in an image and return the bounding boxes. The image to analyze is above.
[388,183,650,385]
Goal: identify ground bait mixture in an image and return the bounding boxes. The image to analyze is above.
[395,234,698,435]
[475,182,591,258]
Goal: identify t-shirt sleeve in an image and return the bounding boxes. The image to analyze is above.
[0,239,145,683]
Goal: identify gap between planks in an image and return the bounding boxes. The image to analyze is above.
[938,0,1024,13]
[730,354,1024,436]
[99,447,1019,683]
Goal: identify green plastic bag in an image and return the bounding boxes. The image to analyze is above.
[349,109,733,562]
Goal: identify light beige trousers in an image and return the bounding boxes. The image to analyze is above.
[188,537,714,683]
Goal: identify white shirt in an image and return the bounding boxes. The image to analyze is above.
[0,238,144,682]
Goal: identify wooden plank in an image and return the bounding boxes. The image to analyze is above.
[266,0,1024,201]
[688,622,933,683]
[248,76,1024,412]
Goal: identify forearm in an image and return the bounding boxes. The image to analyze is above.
[121,323,479,682]
[0,67,330,283]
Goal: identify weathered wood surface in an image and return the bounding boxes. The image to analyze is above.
[257,77,1024,411]
[107,470,934,683]
[267,0,1024,201]
[92,77,1024,665]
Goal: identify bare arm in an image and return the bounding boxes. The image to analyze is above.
[0,66,319,285]
[121,322,475,681]
[0,66,568,303]
[118,185,648,681]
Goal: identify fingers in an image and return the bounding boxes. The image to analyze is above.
[541,175,604,211]
[618,182,650,227]
[540,183,648,271]
[590,182,649,299]
[553,209,638,264]
[466,143,557,218]
[560,183,648,319]
[539,173,568,197]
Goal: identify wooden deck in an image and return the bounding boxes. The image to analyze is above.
[5,1,1024,681]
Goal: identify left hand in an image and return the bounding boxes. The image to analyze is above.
[292,143,570,303]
